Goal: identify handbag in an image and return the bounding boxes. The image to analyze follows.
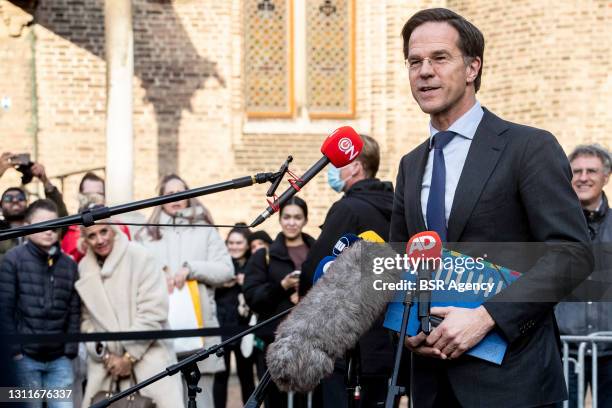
[90,372,156,408]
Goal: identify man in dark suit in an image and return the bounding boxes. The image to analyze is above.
[390,8,593,408]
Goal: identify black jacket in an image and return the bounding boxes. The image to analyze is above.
[0,241,80,361]
[243,232,315,342]
[556,192,612,354]
[300,178,394,295]
[215,257,250,340]
[300,178,396,376]
[391,108,592,407]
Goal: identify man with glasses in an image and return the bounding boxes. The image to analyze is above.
[390,8,592,407]
[556,144,612,407]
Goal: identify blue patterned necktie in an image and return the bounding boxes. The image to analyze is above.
[426,131,456,242]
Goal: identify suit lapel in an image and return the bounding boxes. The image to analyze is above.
[447,108,509,242]
[406,140,430,235]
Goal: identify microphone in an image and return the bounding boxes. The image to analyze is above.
[266,240,400,392]
[312,233,361,285]
[312,256,336,285]
[250,127,364,228]
[358,230,385,243]
[406,231,442,335]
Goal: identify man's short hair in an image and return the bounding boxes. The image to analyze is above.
[568,144,612,175]
[24,199,58,223]
[357,134,380,178]
[401,8,485,93]
[78,172,105,194]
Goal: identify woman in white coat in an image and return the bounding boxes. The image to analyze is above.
[136,174,234,408]
[76,220,184,408]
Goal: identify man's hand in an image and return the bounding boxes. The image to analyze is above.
[425,306,495,359]
[404,332,448,359]
[30,162,53,190]
[0,152,13,177]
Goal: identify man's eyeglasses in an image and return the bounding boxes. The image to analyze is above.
[1,193,27,203]
[405,53,465,72]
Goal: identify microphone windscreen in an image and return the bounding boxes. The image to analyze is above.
[266,240,401,392]
[320,127,364,168]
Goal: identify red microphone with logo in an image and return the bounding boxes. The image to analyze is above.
[406,231,443,334]
[250,126,363,227]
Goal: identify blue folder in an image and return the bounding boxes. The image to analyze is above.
[383,248,522,365]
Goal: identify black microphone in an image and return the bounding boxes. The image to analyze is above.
[250,126,363,228]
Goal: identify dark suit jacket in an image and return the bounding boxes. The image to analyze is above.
[390,108,593,407]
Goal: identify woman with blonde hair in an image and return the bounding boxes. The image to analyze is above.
[136,174,234,408]
[76,212,183,408]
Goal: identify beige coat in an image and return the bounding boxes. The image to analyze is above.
[76,233,184,408]
[138,210,234,373]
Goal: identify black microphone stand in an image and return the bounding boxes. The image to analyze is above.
[346,344,362,408]
[0,162,293,241]
[90,308,293,408]
[384,284,413,408]
[385,263,440,408]
[243,369,272,408]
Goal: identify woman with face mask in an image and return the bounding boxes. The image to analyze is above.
[242,196,314,408]
[136,174,234,408]
[76,210,183,408]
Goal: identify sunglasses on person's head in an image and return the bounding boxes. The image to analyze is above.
[2,192,26,203]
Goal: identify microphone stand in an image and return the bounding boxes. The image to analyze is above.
[346,344,362,408]
[90,308,293,408]
[0,161,293,241]
[243,369,272,408]
[384,284,413,408]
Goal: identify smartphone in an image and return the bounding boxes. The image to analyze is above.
[10,153,31,166]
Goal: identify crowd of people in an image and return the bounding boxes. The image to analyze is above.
[1,134,609,408]
[0,8,610,408]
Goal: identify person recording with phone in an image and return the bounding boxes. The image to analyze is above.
[243,196,314,408]
[0,152,68,261]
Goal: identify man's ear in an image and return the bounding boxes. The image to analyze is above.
[465,56,481,86]
[353,160,364,177]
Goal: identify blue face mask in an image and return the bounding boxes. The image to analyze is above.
[327,165,346,193]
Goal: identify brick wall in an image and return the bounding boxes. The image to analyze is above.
[1,0,611,239]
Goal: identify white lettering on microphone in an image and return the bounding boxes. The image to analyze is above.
[338,138,359,161]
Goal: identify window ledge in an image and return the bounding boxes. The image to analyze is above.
[243,117,371,135]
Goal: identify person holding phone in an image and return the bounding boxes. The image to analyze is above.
[243,197,314,408]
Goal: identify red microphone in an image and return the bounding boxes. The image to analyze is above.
[250,127,363,227]
[406,231,442,334]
